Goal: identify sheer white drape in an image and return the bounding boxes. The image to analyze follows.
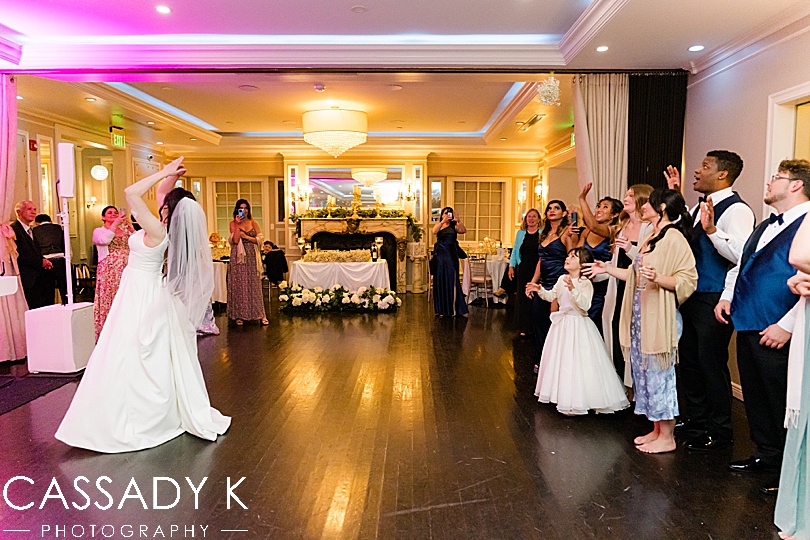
[1,74,17,220]
[573,74,629,207]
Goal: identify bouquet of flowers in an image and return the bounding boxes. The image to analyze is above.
[278,281,402,312]
[302,249,372,263]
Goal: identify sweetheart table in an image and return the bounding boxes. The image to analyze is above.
[289,260,391,291]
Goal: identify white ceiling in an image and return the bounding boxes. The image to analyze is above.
[4,0,809,159]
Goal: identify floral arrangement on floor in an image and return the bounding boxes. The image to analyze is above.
[278,281,402,312]
[290,208,423,242]
[302,249,372,263]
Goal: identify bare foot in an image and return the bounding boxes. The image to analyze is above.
[636,437,676,454]
[778,532,796,540]
[634,431,658,445]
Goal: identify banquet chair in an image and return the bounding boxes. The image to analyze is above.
[467,256,492,307]
[73,264,95,295]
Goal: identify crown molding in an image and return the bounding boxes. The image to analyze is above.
[0,33,22,65]
[69,82,221,145]
[6,43,566,73]
[482,82,539,144]
[559,0,630,64]
[687,4,810,78]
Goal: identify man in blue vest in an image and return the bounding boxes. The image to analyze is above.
[665,151,755,451]
[716,159,810,493]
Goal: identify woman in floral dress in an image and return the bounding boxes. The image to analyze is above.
[93,206,134,340]
[226,199,268,326]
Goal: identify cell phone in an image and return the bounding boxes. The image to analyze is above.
[119,207,127,216]
[237,208,246,219]
[447,212,454,220]
[570,211,578,226]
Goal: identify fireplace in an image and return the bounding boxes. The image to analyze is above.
[299,217,408,292]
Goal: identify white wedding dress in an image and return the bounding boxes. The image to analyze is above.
[56,229,230,453]
[534,276,630,415]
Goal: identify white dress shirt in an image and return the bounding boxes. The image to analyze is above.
[691,187,755,264]
[17,219,33,239]
[721,200,810,332]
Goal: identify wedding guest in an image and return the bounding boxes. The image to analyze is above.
[775,205,810,540]
[718,159,810,492]
[33,213,67,305]
[576,184,623,334]
[527,200,579,371]
[507,208,541,336]
[12,200,52,310]
[0,223,28,363]
[93,205,134,340]
[589,184,654,380]
[664,151,756,451]
[227,199,268,326]
[262,240,288,285]
[589,189,697,453]
[432,207,468,317]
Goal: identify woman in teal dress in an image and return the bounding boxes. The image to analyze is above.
[777,201,810,540]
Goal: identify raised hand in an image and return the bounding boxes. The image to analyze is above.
[700,198,717,235]
[579,182,593,200]
[563,275,574,290]
[583,260,606,278]
[664,166,681,191]
[162,157,186,178]
[614,235,631,252]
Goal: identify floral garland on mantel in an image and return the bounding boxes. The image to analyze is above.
[278,281,402,312]
[302,249,371,263]
[290,209,423,242]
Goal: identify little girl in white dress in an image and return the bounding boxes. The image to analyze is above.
[527,247,629,415]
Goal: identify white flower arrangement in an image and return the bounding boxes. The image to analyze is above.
[302,249,372,263]
[278,283,402,313]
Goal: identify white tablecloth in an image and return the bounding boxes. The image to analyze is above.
[212,261,228,303]
[290,261,391,291]
[462,257,509,304]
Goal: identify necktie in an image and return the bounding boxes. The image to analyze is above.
[767,213,784,225]
[27,228,33,239]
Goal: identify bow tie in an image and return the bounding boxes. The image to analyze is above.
[698,196,707,203]
[767,213,784,225]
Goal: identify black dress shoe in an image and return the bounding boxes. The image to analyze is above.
[675,419,707,434]
[685,433,733,451]
[760,485,779,496]
[728,456,780,473]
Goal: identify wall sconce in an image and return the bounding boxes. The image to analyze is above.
[403,177,417,202]
[517,188,527,205]
[86,196,97,209]
[291,184,312,203]
[534,182,547,200]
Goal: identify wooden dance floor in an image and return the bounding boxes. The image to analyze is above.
[0,294,779,539]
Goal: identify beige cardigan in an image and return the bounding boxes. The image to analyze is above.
[619,227,697,369]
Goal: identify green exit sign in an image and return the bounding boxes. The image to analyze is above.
[111,131,126,148]
[570,133,576,148]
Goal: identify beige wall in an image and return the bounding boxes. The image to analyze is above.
[683,22,810,395]
[547,160,579,212]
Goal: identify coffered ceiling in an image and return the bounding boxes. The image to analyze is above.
[3,0,809,160]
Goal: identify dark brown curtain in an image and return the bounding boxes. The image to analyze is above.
[627,72,689,189]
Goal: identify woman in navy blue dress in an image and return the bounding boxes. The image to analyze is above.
[432,207,468,317]
[527,200,579,370]
[576,188,623,335]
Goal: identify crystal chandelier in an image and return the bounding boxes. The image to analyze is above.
[302,109,368,157]
[351,167,387,187]
[537,76,561,106]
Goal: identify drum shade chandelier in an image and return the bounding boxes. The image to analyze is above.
[302,109,368,157]
[351,167,388,187]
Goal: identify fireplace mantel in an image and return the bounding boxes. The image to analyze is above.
[299,217,409,292]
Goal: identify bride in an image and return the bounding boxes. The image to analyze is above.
[56,157,230,453]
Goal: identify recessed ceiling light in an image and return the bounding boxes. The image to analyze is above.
[596,46,609,52]
[238,85,259,91]
[156,5,171,14]
[314,83,326,92]
[146,121,155,125]
[688,45,705,52]
[388,85,403,91]
[500,138,507,141]
[189,138,197,141]
[351,5,368,13]
[16,95,23,100]
[156,141,164,145]
[85,97,96,102]
[515,121,524,125]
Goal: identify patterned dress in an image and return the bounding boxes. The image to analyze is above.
[629,253,679,421]
[226,228,267,321]
[94,228,131,340]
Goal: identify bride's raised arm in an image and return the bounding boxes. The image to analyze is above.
[124,157,186,247]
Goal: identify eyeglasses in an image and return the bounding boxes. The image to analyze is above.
[770,174,793,183]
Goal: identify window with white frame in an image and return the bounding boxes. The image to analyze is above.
[453,181,503,242]
[214,180,264,239]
